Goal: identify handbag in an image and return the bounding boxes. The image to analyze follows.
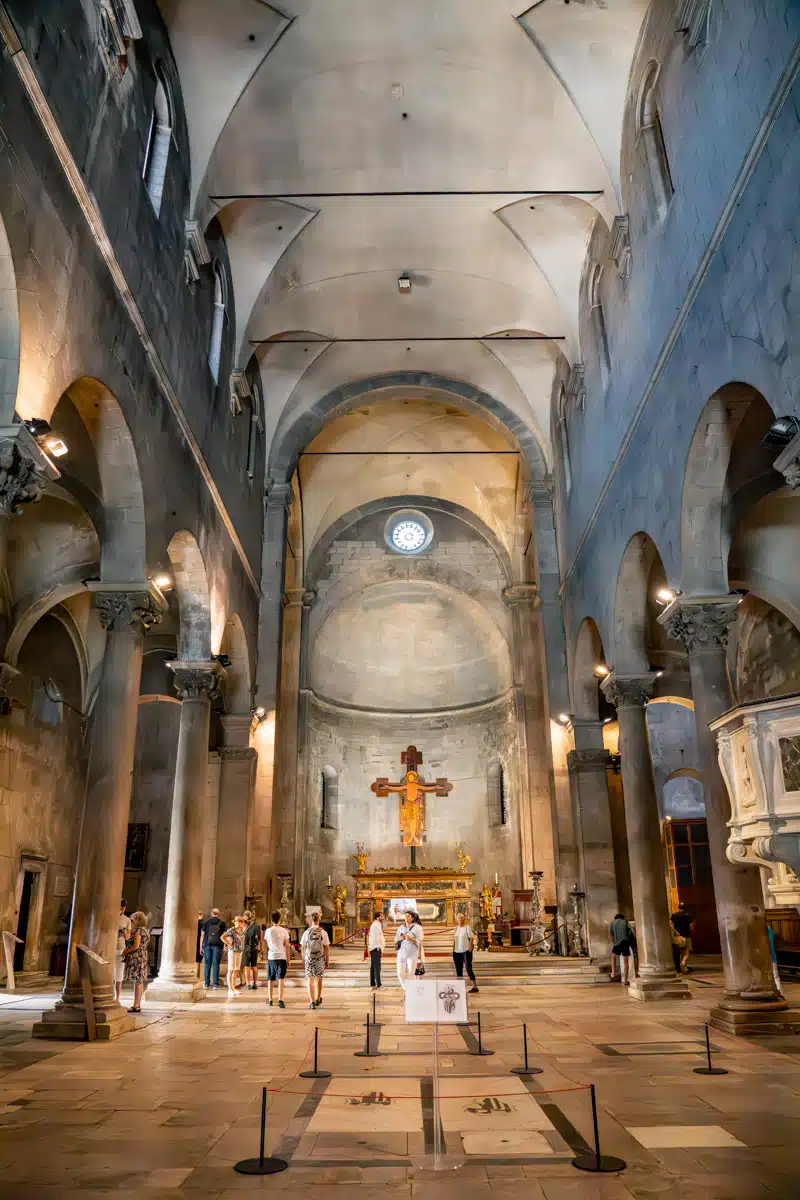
[414,963,426,976]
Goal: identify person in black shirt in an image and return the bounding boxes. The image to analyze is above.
[242,911,262,991]
[200,907,227,989]
[670,905,693,973]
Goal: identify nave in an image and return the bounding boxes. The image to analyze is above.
[1,970,800,1198]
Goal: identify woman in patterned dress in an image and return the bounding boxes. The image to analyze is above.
[222,915,246,996]
[122,911,150,1013]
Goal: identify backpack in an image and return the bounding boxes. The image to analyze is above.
[306,926,325,959]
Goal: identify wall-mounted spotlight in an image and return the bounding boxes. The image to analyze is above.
[43,436,68,458]
[656,587,676,604]
[253,705,267,721]
[213,653,232,668]
[762,415,800,447]
[23,418,68,459]
[557,712,571,724]
[153,574,173,590]
[603,716,613,724]
[593,664,610,678]
[397,272,412,294]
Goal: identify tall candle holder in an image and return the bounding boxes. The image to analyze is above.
[527,869,551,955]
[569,882,587,957]
[276,874,292,927]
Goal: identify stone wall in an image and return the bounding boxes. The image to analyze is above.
[302,693,522,915]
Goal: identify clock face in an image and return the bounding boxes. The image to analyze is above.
[391,519,427,552]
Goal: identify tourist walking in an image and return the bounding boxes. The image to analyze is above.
[242,911,262,990]
[265,911,293,1008]
[368,911,386,989]
[300,911,330,1009]
[609,912,635,984]
[222,915,245,996]
[453,912,479,993]
[114,899,131,1004]
[670,904,693,973]
[122,911,150,1013]
[200,907,227,989]
[396,911,424,987]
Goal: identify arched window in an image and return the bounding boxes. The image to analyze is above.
[246,382,262,479]
[557,384,572,496]
[488,761,507,827]
[208,264,227,384]
[636,62,674,220]
[588,263,610,384]
[320,765,338,830]
[143,74,172,216]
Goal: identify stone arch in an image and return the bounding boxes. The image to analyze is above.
[612,531,667,674]
[166,531,212,660]
[665,767,703,784]
[51,378,146,582]
[0,211,19,423]
[680,383,776,595]
[268,371,548,485]
[219,612,252,712]
[572,617,607,719]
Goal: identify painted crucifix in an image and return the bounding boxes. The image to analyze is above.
[370,746,453,867]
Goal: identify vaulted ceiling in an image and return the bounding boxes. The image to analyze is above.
[158,0,649,524]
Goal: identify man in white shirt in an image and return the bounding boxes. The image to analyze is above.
[264,911,293,1009]
[368,912,386,989]
[453,912,479,993]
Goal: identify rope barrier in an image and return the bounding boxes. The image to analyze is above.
[263,1082,591,1100]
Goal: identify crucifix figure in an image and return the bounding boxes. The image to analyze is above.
[370,745,453,867]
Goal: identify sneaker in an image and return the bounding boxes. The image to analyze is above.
[278,1000,286,1009]
[267,1000,273,1007]
[315,999,322,1008]
[309,1002,316,1010]
[469,986,479,994]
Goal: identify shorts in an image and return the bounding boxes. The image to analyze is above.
[612,940,630,957]
[268,959,287,981]
[242,947,259,968]
[227,950,242,970]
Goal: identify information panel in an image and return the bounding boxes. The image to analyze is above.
[404,977,468,1024]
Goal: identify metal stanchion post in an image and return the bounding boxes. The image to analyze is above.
[572,1084,626,1173]
[355,1011,381,1057]
[511,1023,543,1076]
[470,1010,494,1057]
[300,1027,332,1079]
[693,1023,728,1076]
[234,1086,289,1175]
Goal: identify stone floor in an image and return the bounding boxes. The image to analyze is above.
[0,963,799,1198]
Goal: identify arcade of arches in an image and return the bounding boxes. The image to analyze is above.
[1,1,800,1194]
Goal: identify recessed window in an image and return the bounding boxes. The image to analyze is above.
[488,761,507,827]
[320,766,338,830]
[143,74,172,217]
[384,509,434,555]
[208,263,227,384]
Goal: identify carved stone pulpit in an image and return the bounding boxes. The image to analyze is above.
[711,693,800,877]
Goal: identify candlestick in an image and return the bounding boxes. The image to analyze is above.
[494,872,498,886]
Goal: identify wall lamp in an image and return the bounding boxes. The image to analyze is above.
[762,415,800,447]
[593,664,610,678]
[252,705,267,721]
[213,653,232,668]
[153,574,173,590]
[23,418,68,458]
[397,272,412,293]
[656,587,676,604]
[557,712,571,725]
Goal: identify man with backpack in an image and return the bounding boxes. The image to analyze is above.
[300,911,330,1009]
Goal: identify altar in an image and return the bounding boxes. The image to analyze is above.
[353,866,475,928]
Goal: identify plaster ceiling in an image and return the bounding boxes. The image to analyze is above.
[159,0,647,481]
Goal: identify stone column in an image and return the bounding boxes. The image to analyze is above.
[213,715,258,915]
[148,661,223,1002]
[601,674,690,1000]
[272,587,305,915]
[566,720,618,959]
[294,589,317,917]
[662,597,793,1032]
[33,585,163,1040]
[502,583,558,900]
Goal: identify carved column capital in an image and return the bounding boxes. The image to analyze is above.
[169,660,224,701]
[92,586,164,634]
[282,587,316,609]
[265,480,293,510]
[0,426,59,519]
[567,747,611,775]
[502,582,541,609]
[659,595,741,652]
[600,672,656,710]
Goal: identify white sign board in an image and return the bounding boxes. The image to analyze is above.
[404,977,468,1024]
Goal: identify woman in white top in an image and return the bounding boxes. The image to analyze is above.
[452,912,479,993]
[395,912,424,987]
[115,901,131,1003]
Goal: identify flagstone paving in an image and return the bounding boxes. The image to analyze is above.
[0,965,798,1197]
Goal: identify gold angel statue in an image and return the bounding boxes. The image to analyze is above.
[456,844,472,873]
[354,842,368,873]
[331,883,348,924]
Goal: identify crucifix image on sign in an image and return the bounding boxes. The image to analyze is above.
[370,746,453,867]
